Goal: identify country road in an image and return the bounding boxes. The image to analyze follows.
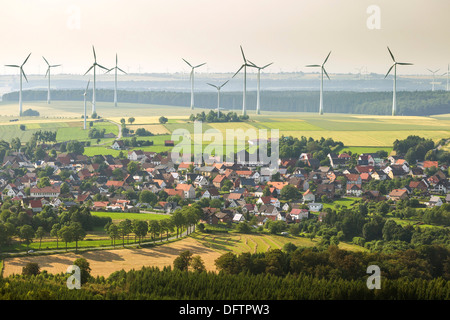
[106,119,122,140]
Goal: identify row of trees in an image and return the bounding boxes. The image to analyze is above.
[104,204,204,248]
[5,89,450,116]
[214,244,450,280]
[278,135,343,161]
[189,110,249,122]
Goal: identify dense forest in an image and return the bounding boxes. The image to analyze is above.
[3,89,450,116]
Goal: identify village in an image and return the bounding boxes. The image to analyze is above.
[1,138,449,229]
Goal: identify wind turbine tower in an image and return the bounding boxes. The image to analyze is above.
[83,80,90,130]
[444,64,450,92]
[247,60,273,114]
[5,53,31,116]
[232,46,256,116]
[106,54,127,107]
[182,59,206,110]
[306,51,332,115]
[428,69,440,91]
[42,57,61,104]
[384,47,413,116]
[84,46,108,115]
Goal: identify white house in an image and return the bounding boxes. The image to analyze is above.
[128,150,146,161]
[289,208,309,221]
[111,140,126,150]
[427,196,443,207]
[346,183,363,197]
[308,203,323,212]
[302,189,315,202]
[194,175,210,188]
[30,186,60,198]
[232,213,245,223]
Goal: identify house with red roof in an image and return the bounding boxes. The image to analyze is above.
[175,184,195,199]
[423,161,438,169]
[29,199,43,213]
[388,189,409,201]
[213,174,228,189]
[289,208,309,222]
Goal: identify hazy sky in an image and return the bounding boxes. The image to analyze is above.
[0,0,448,75]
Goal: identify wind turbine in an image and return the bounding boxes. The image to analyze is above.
[232,46,256,116]
[427,69,440,91]
[42,56,61,104]
[443,64,449,92]
[106,54,127,107]
[355,67,364,80]
[5,53,31,116]
[384,46,413,116]
[83,80,90,130]
[182,58,206,110]
[306,51,332,115]
[247,60,273,115]
[84,46,108,115]
[207,80,229,114]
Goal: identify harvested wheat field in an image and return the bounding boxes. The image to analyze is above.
[3,237,222,278]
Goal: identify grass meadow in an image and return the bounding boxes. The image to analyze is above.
[0,99,447,157]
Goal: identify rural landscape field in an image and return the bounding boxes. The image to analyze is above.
[1,0,450,308]
[0,100,449,155]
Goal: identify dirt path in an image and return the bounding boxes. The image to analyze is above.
[2,237,222,278]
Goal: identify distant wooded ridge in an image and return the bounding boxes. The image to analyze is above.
[3,89,450,116]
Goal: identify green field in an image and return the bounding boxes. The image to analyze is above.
[0,100,448,153]
[92,211,169,221]
[190,231,367,254]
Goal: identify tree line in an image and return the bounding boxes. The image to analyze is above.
[3,89,450,116]
[1,244,449,300]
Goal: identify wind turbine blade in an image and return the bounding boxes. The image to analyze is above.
[397,63,413,66]
[116,53,118,65]
[51,64,61,68]
[246,62,257,68]
[84,65,94,76]
[5,65,20,68]
[384,64,395,78]
[92,46,97,62]
[247,60,258,68]
[232,65,244,78]
[194,63,206,68]
[96,64,109,70]
[105,68,114,74]
[323,51,332,65]
[207,83,218,89]
[45,68,50,78]
[86,79,90,92]
[240,46,247,63]
[323,67,330,80]
[182,58,192,68]
[117,67,127,74]
[262,62,273,69]
[22,53,32,66]
[220,80,229,88]
[22,69,28,83]
[306,65,321,68]
[42,56,50,66]
[387,46,396,62]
